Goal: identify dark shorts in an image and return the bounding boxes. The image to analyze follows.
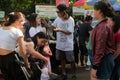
[56,49,75,62]
[110,55,120,80]
[96,54,114,79]
[0,51,26,80]
[79,44,88,56]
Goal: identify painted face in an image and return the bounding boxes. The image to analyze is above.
[37,38,47,47]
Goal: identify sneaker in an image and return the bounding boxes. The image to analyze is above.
[49,72,59,80]
[85,65,90,71]
[71,75,77,80]
[80,64,85,67]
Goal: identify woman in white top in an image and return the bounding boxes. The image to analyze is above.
[0,12,31,80]
[29,13,46,37]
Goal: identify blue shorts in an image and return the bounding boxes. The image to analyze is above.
[96,54,115,79]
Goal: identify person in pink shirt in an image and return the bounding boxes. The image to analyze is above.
[107,14,120,80]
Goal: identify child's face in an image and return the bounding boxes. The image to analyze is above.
[43,45,52,56]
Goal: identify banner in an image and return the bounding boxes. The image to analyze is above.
[0,11,5,21]
[35,5,57,19]
[84,10,94,17]
[73,7,85,15]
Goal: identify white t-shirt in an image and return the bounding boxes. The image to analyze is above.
[29,25,45,37]
[52,17,74,51]
[0,27,23,51]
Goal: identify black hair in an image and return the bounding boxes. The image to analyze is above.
[57,3,67,12]
[32,32,48,48]
[29,13,38,27]
[57,3,70,20]
[111,14,120,33]
[94,0,114,17]
[85,15,93,22]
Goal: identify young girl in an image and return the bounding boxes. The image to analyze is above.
[39,42,58,80]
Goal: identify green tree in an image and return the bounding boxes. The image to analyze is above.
[0,0,75,16]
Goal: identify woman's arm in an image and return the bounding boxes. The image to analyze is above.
[18,37,30,68]
[114,42,120,59]
[42,19,56,30]
[27,43,48,63]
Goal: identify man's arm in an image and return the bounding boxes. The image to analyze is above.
[54,27,72,35]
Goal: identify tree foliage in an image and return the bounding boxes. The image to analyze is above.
[0,0,75,16]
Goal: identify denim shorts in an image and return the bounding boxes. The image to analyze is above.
[56,49,75,62]
[96,54,115,79]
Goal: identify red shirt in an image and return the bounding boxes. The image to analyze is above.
[114,30,120,47]
[92,19,115,69]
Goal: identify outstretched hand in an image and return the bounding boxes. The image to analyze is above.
[41,19,47,25]
[54,27,62,32]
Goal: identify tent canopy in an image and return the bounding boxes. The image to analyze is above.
[73,0,120,11]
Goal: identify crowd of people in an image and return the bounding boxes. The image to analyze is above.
[0,0,120,80]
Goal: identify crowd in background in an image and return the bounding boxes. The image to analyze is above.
[0,0,120,80]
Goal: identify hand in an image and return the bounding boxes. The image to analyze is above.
[91,69,97,80]
[26,66,33,75]
[44,57,49,64]
[53,27,62,32]
[41,19,48,25]
[113,53,119,59]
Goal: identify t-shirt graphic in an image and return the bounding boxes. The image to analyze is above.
[59,23,68,42]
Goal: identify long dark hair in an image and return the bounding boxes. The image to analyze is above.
[32,32,48,48]
[29,13,38,27]
[57,3,70,20]
[94,0,114,17]
[111,14,120,33]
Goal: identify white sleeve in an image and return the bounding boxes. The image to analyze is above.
[16,29,24,37]
[52,17,59,27]
[29,28,36,37]
[67,17,74,33]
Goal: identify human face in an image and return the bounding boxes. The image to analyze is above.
[36,15,41,25]
[37,38,47,47]
[56,10,63,18]
[17,13,25,28]
[94,9,100,20]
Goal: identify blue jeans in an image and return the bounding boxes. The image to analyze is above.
[88,50,93,63]
[96,54,115,79]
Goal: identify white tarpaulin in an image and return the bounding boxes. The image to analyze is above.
[35,5,57,19]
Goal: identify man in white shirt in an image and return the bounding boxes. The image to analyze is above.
[43,3,76,80]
